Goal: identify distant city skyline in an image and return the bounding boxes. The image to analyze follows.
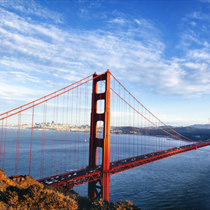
[1,1,210,126]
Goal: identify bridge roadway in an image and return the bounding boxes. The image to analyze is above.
[37,141,210,189]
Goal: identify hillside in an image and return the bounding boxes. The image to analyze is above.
[112,126,210,141]
[0,170,140,210]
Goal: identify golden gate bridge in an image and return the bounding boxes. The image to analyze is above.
[0,70,210,201]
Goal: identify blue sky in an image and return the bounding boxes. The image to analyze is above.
[0,0,210,126]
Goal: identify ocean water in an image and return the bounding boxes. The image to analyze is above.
[75,146,210,209]
[1,129,210,209]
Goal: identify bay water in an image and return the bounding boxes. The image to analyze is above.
[1,129,210,209]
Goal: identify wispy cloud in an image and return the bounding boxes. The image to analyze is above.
[108,17,128,25]
[0,82,47,101]
[188,11,210,21]
[1,0,210,106]
[0,0,63,23]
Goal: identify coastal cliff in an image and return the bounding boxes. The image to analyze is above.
[0,170,140,210]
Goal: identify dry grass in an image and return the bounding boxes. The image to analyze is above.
[0,170,140,210]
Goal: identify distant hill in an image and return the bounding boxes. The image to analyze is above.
[172,126,210,141]
[188,124,210,129]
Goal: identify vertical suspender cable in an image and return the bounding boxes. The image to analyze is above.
[113,77,115,162]
[65,90,69,171]
[69,90,73,170]
[15,109,21,175]
[137,102,139,156]
[133,99,135,157]
[78,85,81,169]
[86,81,90,167]
[85,82,88,168]
[54,96,59,174]
[82,85,85,169]
[60,91,65,173]
[141,105,142,155]
[113,78,115,161]
[2,115,7,171]
[41,106,44,178]
[0,120,4,165]
[123,89,124,159]
[155,116,157,152]
[74,87,78,170]
[120,84,123,160]
[159,121,161,151]
[41,100,47,178]
[129,94,130,158]
[118,83,120,160]
[144,108,146,154]
[111,78,113,162]
[29,105,34,175]
[60,93,64,173]
[116,81,120,160]
[51,96,56,175]
[120,85,123,160]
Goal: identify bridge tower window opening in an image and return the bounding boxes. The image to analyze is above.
[97,80,106,94]
[96,147,103,166]
[96,120,104,166]
[97,100,105,114]
[96,120,104,139]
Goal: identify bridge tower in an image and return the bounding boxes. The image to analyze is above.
[88,70,111,201]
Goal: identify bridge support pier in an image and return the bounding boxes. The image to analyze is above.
[101,172,110,201]
[88,181,99,199]
[88,70,111,201]
[88,172,110,201]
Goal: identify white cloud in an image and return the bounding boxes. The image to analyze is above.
[134,18,155,29]
[189,50,210,61]
[0,2,210,103]
[134,19,141,25]
[109,17,127,25]
[9,71,41,83]
[190,21,196,26]
[0,82,47,101]
[0,1,63,23]
[190,11,210,21]
[54,73,83,82]
[155,113,208,126]
[184,62,207,70]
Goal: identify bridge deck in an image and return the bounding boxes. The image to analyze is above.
[37,142,210,189]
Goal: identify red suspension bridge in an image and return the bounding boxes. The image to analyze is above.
[0,70,210,201]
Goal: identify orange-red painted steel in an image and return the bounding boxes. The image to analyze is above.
[0,120,3,163]
[88,70,111,201]
[109,142,210,175]
[0,74,94,118]
[29,106,34,175]
[38,142,210,192]
[2,117,7,170]
[110,84,195,143]
[2,69,210,201]
[0,72,107,122]
[15,111,21,175]
[110,73,193,142]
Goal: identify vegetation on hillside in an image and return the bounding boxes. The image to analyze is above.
[0,170,140,210]
[112,126,210,141]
